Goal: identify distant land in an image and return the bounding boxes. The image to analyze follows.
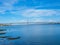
[0,22,60,26]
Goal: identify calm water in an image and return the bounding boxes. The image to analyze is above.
[0,24,60,45]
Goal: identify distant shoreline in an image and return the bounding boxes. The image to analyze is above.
[0,22,60,26]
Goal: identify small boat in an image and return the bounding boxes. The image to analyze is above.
[7,36,21,40]
[0,31,6,35]
[0,30,6,35]
[0,29,6,31]
[0,36,8,38]
[0,32,6,35]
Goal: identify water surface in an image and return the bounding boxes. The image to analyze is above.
[0,24,60,45]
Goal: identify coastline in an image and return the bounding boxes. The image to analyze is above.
[0,22,60,26]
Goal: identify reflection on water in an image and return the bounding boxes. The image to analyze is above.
[0,24,60,45]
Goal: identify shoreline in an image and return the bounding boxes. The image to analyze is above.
[0,22,60,26]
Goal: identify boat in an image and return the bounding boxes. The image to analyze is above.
[0,29,6,31]
[7,36,21,40]
[0,36,8,38]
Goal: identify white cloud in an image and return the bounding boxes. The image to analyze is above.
[9,9,60,18]
[18,20,27,22]
[48,20,55,22]
[0,0,18,14]
[21,9,60,17]
[28,19,45,22]
[0,10,5,14]
[2,0,18,5]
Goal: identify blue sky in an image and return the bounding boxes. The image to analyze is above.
[0,0,60,23]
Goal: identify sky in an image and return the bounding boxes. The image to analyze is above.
[0,0,60,23]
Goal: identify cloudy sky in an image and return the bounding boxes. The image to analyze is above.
[0,0,60,23]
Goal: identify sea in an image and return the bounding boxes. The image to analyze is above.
[0,24,60,45]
